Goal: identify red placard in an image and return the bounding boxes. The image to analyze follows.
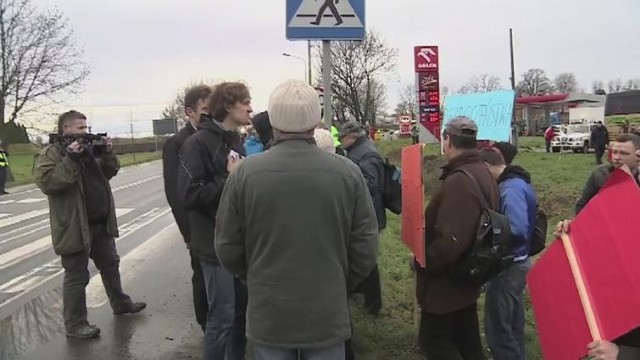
[401,144,425,267]
[528,169,640,360]
[414,46,439,72]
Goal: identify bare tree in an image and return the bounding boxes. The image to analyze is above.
[516,68,552,96]
[608,78,624,93]
[316,31,398,125]
[553,72,578,93]
[623,79,640,91]
[442,86,450,97]
[458,73,502,94]
[161,79,219,122]
[0,0,89,125]
[395,84,416,117]
[592,80,605,94]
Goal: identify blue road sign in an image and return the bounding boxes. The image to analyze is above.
[286,0,365,40]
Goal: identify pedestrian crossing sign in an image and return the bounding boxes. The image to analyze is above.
[286,0,365,40]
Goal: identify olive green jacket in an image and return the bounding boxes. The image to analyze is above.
[33,143,119,255]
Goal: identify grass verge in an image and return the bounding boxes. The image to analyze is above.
[6,151,162,186]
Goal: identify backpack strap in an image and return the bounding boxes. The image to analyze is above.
[456,169,490,210]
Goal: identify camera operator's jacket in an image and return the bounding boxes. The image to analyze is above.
[33,143,119,255]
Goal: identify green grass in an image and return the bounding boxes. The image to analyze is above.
[350,138,596,359]
[6,151,162,186]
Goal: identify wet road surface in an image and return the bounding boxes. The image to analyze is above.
[0,161,204,360]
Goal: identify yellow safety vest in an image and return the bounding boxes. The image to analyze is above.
[331,126,341,147]
[0,152,8,167]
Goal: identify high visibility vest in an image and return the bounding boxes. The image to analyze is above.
[0,152,8,167]
[331,126,341,147]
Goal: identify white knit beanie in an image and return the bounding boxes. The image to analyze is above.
[268,79,321,133]
[313,128,335,153]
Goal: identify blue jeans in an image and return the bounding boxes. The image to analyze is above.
[254,343,345,360]
[484,259,531,360]
[200,261,247,360]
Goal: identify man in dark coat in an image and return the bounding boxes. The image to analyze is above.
[162,84,211,331]
[179,82,252,360]
[591,121,610,165]
[339,120,385,316]
[416,116,500,360]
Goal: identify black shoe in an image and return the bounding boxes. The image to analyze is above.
[66,324,101,339]
[113,301,146,315]
[0,191,7,195]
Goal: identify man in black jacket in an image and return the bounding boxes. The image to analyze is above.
[162,84,211,332]
[339,120,385,316]
[179,82,252,360]
[591,121,610,165]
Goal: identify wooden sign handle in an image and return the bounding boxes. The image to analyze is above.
[560,232,602,341]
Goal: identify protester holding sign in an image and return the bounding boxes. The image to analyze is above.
[415,116,499,360]
[550,133,640,360]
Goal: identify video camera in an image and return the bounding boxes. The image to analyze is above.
[49,132,108,157]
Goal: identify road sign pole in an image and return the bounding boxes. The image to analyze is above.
[322,40,332,128]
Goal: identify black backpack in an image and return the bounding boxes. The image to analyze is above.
[450,169,514,288]
[358,153,402,215]
[528,206,548,256]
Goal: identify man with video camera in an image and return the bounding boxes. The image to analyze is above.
[34,110,145,339]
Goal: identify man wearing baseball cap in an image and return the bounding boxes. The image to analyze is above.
[416,116,499,360]
[215,79,379,359]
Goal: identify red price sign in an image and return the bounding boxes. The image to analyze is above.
[428,112,440,122]
[428,91,439,106]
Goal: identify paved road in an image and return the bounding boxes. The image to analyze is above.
[0,161,203,360]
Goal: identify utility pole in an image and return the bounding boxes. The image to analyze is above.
[129,110,136,161]
[307,40,312,86]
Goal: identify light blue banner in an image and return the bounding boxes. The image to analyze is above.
[443,90,515,141]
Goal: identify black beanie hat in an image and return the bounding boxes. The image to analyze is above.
[493,141,518,165]
[251,111,273,147]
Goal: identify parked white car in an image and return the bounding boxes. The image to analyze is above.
[550,124,593,153]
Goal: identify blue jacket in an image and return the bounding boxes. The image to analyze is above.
[498,165,537,261]
[244,135,264,157]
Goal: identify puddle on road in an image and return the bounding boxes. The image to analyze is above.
[0,288,64,360]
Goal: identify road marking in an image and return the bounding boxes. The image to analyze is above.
[0,219,50,244]
[0,213,10,219]
[87,223,176,308]
[0,207,171,299]
[16,198,46,204]
[0,209,134,271]
[0,209,48,229]
[0,236,51,271]
[0,200,15,205]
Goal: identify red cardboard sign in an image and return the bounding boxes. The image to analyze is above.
[401,144,425,267]
[528,169,640,360]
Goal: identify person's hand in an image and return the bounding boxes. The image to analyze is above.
[587,340,619,360]
[67,140,84,154]
[104,136,114,152]
[554,220,571,237]
[227,154,242,173]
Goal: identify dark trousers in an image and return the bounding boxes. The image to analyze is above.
[0,166,7,192]
[545,140,551,153]
[189,248,208,331]
[200,261,247,360]
[360,264,382,312]
[595,145,606,165]
[60,224,130,332]
[418,303,485,360]
[484,260,531,360]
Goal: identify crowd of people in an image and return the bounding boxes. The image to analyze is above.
[28,78,640,359]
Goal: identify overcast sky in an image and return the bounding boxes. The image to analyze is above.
[31,0,640,136]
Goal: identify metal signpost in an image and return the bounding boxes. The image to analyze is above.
[286,0,366,128]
